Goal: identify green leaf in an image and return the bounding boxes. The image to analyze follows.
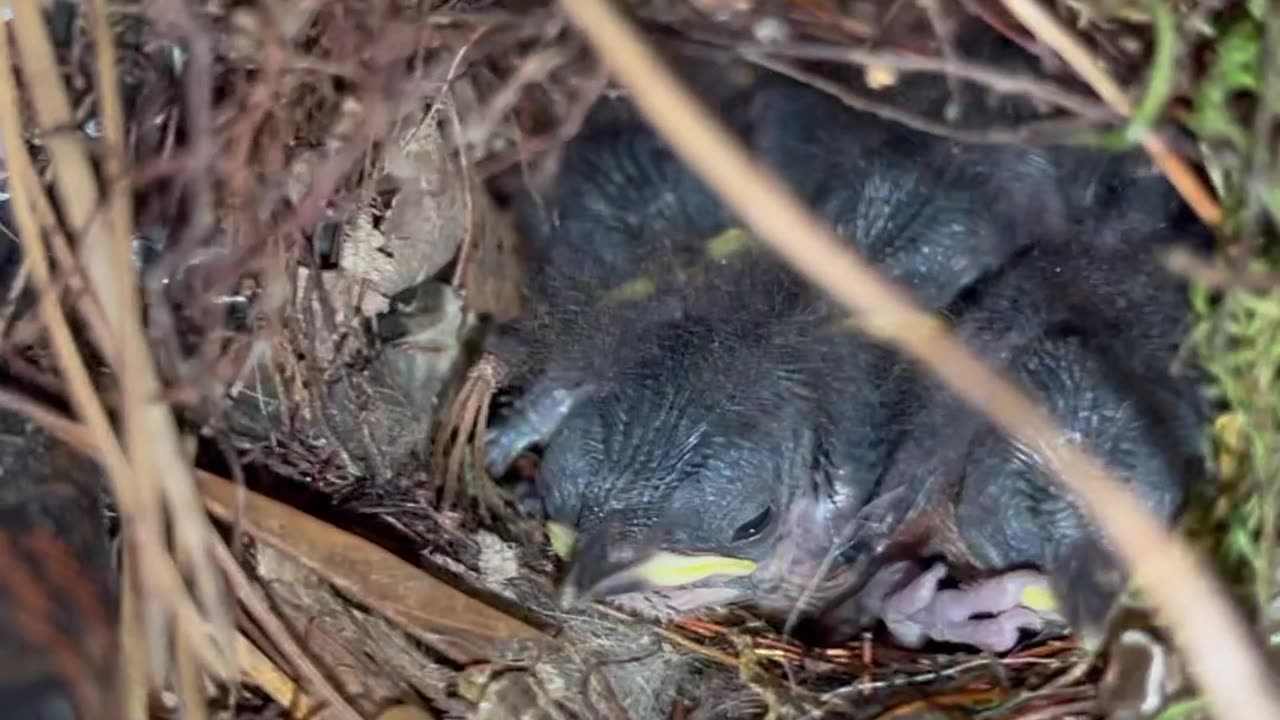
[1190,18,1261,150]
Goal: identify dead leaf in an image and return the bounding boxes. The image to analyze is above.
[197,471,549,664]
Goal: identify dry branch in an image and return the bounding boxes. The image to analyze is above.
[735,40,1115,120]
[11,0,234,681]
[0,13,233,713]
[996,0,1223,227]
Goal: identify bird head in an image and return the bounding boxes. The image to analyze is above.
[530,310,906,620]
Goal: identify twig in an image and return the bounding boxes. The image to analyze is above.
[920,0,963,112]
[449,107,477,295]
[118,555,149,718]
[176,623,211,720]
[82,4,222,709]
[473,63,609,179]
[869,688,1007,720]
[825,656,1060,699]
[214,544,364,720]
[1009,698,1098,720]
[746,54,1098,146]
[406,27,489,294]
[462,41,573,149]
[90,0,235,681]
[552,1,1280,718]
[7,156,115,357]
[149,0,217,246]
[721,40,1115,120]
[0,9,230,688]
[236,631,318,717]
[655,627,739,667]
[984,680,1095,719]
[996,0,1222,227]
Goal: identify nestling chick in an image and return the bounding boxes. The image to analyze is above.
[484,55,1208,653]
[822,230,1208,651]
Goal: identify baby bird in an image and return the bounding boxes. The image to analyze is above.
[482,52,1208,652]
[820,227,1207,651]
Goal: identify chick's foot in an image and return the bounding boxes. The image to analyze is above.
[873,562,1057,653]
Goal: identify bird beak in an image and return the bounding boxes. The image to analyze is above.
[553,526,758,608]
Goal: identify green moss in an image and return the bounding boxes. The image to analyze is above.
[1179,1,1280,642]
[1189,17,1261,154]
[1188,280,1280,631]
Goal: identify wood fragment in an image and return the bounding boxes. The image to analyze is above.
[198,472,549,663]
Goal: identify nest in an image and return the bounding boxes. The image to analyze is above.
[0,0,1275,719]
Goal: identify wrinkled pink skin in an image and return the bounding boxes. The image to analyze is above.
[591,491,1059,653]
[599,560,1055,653]
[857,561,1055,652]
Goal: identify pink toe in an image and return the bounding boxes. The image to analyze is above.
[883,562,948,619]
